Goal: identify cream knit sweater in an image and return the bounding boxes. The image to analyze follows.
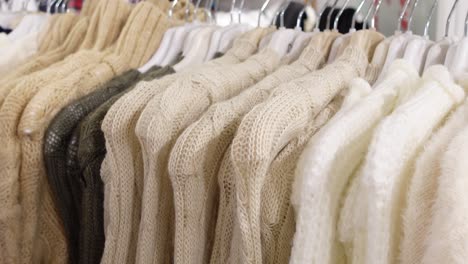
[400,99,468,264]
[290,60,420,264]
[340,65,464,264]
[99,27,272,264]
[0,3,167,264]
[229,30,384,264]
[0,0,132,108]
[420,119,468,264]
[167,31,339,264]
[135,46,281,264]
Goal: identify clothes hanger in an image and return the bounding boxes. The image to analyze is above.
[326,0,357,63]
[138,0,180,72]
[444,0,468,80]
[401,0,434,75]
[173,0,217,71]
[284,0,315,62]
[212,0,251,59]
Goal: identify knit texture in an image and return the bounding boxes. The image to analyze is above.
[400,99,468,264]
[229,30,384,264]
[2,3,167,263]
[290,60,420,264]
[44,70,141,264]
[135,46,281,264]
[168,31,339,264]
[37,13,79,54]
[99,27,272,264]
[343,65,464,264]
[421,119,468,264]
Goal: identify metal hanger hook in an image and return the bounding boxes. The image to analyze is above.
[315,0,333,31]
[424,0,438,38]
[296,0,312,30]
[397,0,413,32]
[279,0,292,28]
[362,0,375,30]
[407,0,420,32]
[465,11,468,37]
[334,0,351,30]
[168,0,179,18]
[326,0,340,30]
[229,0,237,24]
[446,0,460,37]
[369,0,383,29]
[258,0,272,27]
[351,0,369,30]
[237,0,245,23]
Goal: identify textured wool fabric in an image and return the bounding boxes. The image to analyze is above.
[420,121,468,264]
[342,65,464,264]
[99,26,273,264]
[135,46,281,264]
[400,100,468,264]
[168,31,339,264]
[229,30,384,264]
[44,70,141,264]
[3,3,167,264]
[37,13,79,54]
[289,60,420,264]
[0,0,133,108]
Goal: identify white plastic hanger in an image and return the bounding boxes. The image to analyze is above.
[173,0,217,71]
[264,0,301,57]
[401,0,434,75]
[445,0,468,79]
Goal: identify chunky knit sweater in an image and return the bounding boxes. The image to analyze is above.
[290,60,420,264]
[99,27,273,264]
[340,65,464,264]
[400,99,468,264]
[0,3,169,264]
[168,31,339,264]
[135,46,281,264]
[420,119,468,264]
[37,13,79,54]
[44,70,141,264]
[229,30,384,264]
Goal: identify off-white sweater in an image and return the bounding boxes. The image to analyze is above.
[400,99,468,264]
[99,27,273,264]
[421,119,468,264]
[341,65,464,264]
[290,59,420,264]
[168,31,339,264]
[230,30,384,264]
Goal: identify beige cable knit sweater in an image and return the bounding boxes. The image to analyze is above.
[167,31,339,264]
[99,27,273,264]
[134,47,281,264]
[18,4,171,264]
[0,0,132,109]
[229,30,384,264]
[37,13,80,54]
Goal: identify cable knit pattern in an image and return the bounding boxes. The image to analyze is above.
[290,60,420,264]
[421,120,468,263]
[168,31,338,264]
[230,30,384,264]
[99,27,272,264]
[347,65,464,264]
[136,47,281,264]
[37,13,79,54]
[400,99,468,264]
[0,3,167,263]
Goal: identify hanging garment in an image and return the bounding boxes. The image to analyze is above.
[169,31,339,264]
[400,99,468,264]
[229,30,384,264]
[290,60,420,264]
[37,13,80,54]
[341,66,464,264]
[99,27,273,264]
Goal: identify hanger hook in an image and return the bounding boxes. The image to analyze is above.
[193,0,203,21]
[397,0,413,32]
[351,0,368,30]
[407,0,420,32]
[237,0,245,23]
[168,0,179,18]
[465,11,468,37]
[229,0,237,24]
[369,0,383,29]
[362,0,375,30]
[296,0,312,30]
[279,1,291,28]
[446,0,460,37]
[326,0,340,30]
[423,0,438,38]
[334,0,351,30]
[272,1,289,27]
[315,0,332,31]
[258,0,272,27]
